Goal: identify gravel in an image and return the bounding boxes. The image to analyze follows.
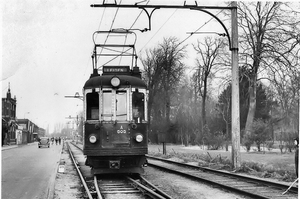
[53,143,83,199]
[53,143,248,198]
[142,167,247,199]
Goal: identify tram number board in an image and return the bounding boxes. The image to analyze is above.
[103,66,129,73]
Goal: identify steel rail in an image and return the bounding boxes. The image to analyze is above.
[94,175,103,199]
[148,160,269,199]
[147,155,298,193]
[147,155,298,199]
[67,142,94,199]
[126,176,169,199]
[71,143,172,198]
[138,175,173,199]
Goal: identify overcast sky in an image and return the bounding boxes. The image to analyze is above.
[2,0,229,133]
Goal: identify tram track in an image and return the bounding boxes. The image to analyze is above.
[66,142,94,199]
[95,174,172,199]
[67,142,173,199]
[146,155,298,199]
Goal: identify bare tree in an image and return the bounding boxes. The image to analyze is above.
[159,37,186,126]
[216,83,231,151]
[192,36,226,137]
[141,37,186,142]
[238,2,300,146]
[175,79,195,146]
[267,64,300,137]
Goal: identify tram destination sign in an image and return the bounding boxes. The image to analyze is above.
[103,66,130,74]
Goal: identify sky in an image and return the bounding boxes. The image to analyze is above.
[1,0,230,133]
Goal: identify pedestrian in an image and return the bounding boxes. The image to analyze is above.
[294,138,299,178]
[58,137,61,145]
[55,137,58,145]
[51,137,54,145]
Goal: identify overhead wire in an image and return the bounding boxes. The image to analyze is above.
[82,7,107,83]
[119,0,150,65]
[97,0,123,69]
[138,8,178,54]
[91,1,229,71]
[129,0,150,29]
[138,4,229,54]
[135,5,228,72]
[178,8,227,46]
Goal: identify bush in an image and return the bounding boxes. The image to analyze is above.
[149,146,297,182]
[242,129,253,152]
[237,161,264,173]
[207,131,225,150]
[265,141,274,151]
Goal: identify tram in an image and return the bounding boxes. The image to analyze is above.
[83,30,148,174]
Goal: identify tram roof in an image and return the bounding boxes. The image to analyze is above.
[84,75,147,89]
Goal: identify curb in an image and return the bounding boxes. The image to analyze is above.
[1,145,18,151]
[1,142,38,151]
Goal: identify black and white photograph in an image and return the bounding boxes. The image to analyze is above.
[2,0,299,198]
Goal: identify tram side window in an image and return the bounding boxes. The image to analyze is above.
[87,92,99,120]
[132,90,144,123]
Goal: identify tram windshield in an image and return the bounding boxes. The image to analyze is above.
[86,89,145,122]
[116,90,127,121]
[102,91,112,121]
[101,90,128,121]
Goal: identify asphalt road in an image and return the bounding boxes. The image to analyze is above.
[2,142,62,199]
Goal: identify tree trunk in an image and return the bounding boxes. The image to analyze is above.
[225,122,229,151]
[244,74,257,151]
[201,78,207,130]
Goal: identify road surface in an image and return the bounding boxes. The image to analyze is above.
[2,142,62,199]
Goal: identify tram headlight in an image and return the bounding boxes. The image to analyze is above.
[135,134,143,143]
[111,76,120,87]
[89,135,97,143]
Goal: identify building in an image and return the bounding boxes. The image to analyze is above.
[2,85,45,145]
[2,85,17,145]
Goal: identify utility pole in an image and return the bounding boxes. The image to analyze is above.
[230,1,241,168]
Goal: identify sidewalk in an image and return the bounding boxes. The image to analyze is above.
[2,142,36,151]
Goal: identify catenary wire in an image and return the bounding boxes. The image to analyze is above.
[177,8,227,46]
[136,6,228,69]
[138,9,178,54]
[119,0,150,65]
[97,0,123,69]
[82,7,107,82]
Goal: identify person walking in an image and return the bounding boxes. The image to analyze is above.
[58,137,61,145]
[55,137,58,145]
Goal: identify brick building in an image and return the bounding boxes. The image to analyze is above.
[2,86,17,145]
[2,85,46,145]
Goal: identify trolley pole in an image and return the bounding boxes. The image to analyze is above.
[230,1,241,168]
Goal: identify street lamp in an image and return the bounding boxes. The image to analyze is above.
[65,92,83,101]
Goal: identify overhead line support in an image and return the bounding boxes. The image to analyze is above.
[91,3,234,50]
[91,1,241,169]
